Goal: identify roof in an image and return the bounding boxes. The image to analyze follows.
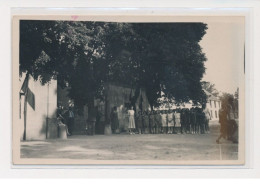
[203,90,219,101]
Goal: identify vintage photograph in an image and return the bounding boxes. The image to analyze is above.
[12,15,245,165]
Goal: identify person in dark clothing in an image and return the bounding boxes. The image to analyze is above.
[190,108,196,134]
[149,111,156,134]
[180,109,187,134]
[216,107,228,144]
[154,110,162,134]
[194,107,203,134]
[64,106,75,135]
[142,111,149,134]
[198,108,206,134]
[110,106,119,134]
[185,109,191,134]
[136,111,143,134]
[226,104,238,142]
[57,104,64,118]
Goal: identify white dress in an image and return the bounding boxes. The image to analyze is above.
[167,113,174,127]
[128,110,136,129]
[174,113,181,127]
[161,114,167,127]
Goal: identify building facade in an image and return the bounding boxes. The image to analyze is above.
[204,91,221,121]
[19,73,58,140]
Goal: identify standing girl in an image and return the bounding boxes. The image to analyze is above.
[161,110,168,134]
[167,109,174,134]
[128,106,136,134]
[174,109,181,134]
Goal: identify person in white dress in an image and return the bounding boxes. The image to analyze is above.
[174,109,181,134]
[161,110,168,134]
[167,109,174,134]
[128,106,136,134]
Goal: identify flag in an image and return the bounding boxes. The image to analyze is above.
[20,74,35,110]
[27,87,35,110]
[20,74,29,94]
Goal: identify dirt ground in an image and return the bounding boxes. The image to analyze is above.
[21,123,238,161]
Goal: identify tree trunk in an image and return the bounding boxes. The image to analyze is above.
[104,84,109,124]
[87,95,95,121]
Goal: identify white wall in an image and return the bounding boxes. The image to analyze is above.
[206,100,221,121]
[20,74,57,140]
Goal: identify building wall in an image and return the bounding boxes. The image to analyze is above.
[19,74,57,140]
[206,99,221,121]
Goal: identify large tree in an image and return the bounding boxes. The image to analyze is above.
[20,20,208,115]
[119,23,208,108]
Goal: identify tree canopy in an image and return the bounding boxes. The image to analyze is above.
[20,20,208,112]
[219,88,239,113]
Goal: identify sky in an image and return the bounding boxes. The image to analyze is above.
[92,15,245,95]
[199,17,245,94]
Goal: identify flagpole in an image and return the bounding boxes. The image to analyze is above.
[23,73,29,141]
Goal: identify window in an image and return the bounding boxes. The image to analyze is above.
[211,110,213,118]
[214,101,216,108]
[215,110,218,118]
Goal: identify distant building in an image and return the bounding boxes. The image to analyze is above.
[154,90,221,122]
[204,90,221,121]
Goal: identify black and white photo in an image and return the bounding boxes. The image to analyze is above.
[12,15,245,165]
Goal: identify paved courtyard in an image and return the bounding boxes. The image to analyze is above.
[21,124,238,161]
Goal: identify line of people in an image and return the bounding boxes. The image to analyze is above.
[128,107,211,135]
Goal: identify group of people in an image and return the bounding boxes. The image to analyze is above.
[57,105,75,136]
[123,106,211,135]
[56,103,238,144]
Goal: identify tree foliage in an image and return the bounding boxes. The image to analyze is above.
[20,20,208,112]
[219,88,239,113]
